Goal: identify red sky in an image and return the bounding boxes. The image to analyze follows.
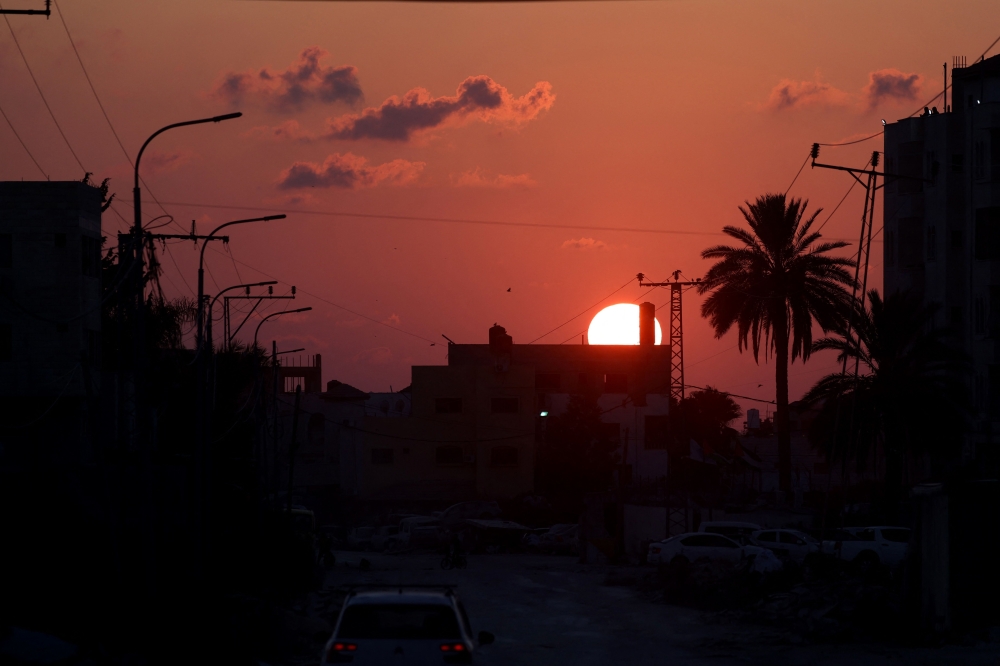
[1,0,996,418]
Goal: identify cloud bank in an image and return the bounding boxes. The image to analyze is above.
[277,153,424,190]
[764,69,923,112]
[764,78,849,111]
[213,47,362,111]
[321,76,555,142]
[863,69,922,109]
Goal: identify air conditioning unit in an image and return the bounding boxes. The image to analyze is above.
[463,454,476,464]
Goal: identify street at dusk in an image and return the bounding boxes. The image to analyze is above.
[2,1,1000,664]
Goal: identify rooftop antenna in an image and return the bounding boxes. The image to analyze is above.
[442,334,456,345]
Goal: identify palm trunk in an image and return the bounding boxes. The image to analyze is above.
[775,313,792,494]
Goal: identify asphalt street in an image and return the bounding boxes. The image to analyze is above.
[320,551,1000,666]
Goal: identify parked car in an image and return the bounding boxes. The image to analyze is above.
[438,501,502,528]
[521,527,550,550]
[370,526,400,552]
[387,517,441,551]
[699,521,761,546]
[346,526,376,551]
[647,532,746,565]
[826,526,911,570]
[538,524,580,555]
[323,587,494,665]
[749,529,821,563]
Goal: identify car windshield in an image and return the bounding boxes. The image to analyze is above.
[337,604,461,640]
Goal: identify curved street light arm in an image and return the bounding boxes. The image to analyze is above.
[209,280,278,311]
[253,307,312,348]
[198,214,286,268]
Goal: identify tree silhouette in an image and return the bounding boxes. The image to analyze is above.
[536,394,618,502]
[698,193,854,492]
[673,387,741,455]
[802,288,968,518]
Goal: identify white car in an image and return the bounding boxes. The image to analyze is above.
[647,532,745,565]
[323,588,494,665]
[750,529,821,563]
[827,526,911,570]
[699,521,761,546]
[370,526,400,552]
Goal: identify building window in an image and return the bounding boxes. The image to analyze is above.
[644,415,669,450]
[285,376,305,393]
[989,365,1000,417]
[604,373,628,393]
[952,153,964,173]
[886,230,895,267]
[976,297,986,335]
[536,373,561,390]
[577,373,589,391]
[491,397,519,414]
[435,398,462,414]
[81,236,100,277]
[976,208,1000,260]
[0,234,11,269]
[975,140,987,180]
[951,306,963,327]
[54,233,66,248]
[0,322,10,361]
[435,445,464,464]
[927,226,936,262]
[490,446,518,466]
[990,287,1000,338]
[899,142,924,194]
[371,448,394,465]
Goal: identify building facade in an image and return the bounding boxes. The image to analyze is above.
[883,53,1000,463]
[0,181,103,458]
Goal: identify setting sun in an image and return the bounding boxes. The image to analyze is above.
[587,303,662,345]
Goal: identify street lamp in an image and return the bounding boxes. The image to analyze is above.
[206,281,278,351]
[195,215,286,353]
[133,112,241,247]
[253,307,312,348]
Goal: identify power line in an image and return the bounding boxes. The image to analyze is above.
[784,152,810,195]
[0,100,47,178]
[51,0,180,230]
[2,7,86,174]
[120,199,733,238]
[527,277,635,344]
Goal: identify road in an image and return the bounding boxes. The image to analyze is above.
[318,551,1000,666]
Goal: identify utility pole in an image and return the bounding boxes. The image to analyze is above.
[636,272,702,402]
[0,1,50,16]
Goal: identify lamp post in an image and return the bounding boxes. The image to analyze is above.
[254,307,312,349]
[130,112,240,591]
[196,216,285,354]
[205,281,277,352]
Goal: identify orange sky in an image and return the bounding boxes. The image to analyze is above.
[1,0,996,417]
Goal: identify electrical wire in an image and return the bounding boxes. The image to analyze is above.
[784,152,810,195]
[52,0,182,232]
[527,277,635,344]
[2,6,87,174]
[0,100,48,178]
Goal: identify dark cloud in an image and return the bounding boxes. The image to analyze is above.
[323,76,555,142]
[764,78,848,111]
[864,69,921,109]
[277,153,424,190]
[213,47,362,111]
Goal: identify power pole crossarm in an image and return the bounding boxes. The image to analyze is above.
[637,272,703,402]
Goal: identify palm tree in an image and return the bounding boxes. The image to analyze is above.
[802,288,968,517]
[698,193,854,493]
